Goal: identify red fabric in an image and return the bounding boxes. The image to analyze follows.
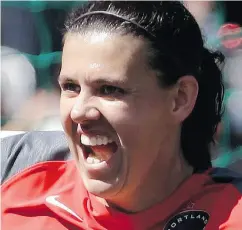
[1,160,242,230]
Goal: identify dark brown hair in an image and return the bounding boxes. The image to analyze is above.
[64,1,224,170]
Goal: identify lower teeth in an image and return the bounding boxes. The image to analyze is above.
[84,144,114,164]
[86,154,103,164]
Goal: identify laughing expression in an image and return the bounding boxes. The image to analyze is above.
[59,32,177,200]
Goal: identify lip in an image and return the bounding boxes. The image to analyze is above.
[77,124,115,140]
[75,124,122,178]
[79,142,122,178]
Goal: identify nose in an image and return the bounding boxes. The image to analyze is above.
[70,94,101,124]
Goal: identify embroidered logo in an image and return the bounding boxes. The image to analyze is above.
[46,195,83,222]
[163,210,209,230]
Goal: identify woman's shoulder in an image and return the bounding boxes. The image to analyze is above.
[1,160,75,192]
[209,167,242,189]
[1,131,72,183]
[204,167,242,229]
[1,159,79,217]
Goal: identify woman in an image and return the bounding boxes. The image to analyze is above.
[2,1,242,229]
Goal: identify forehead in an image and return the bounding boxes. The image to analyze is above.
[61,32,150,80]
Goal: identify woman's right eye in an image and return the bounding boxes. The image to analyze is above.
[61,82,81,93]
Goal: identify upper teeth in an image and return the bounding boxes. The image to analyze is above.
[81,134,113,146]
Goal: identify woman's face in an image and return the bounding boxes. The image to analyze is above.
[60,32,179,200]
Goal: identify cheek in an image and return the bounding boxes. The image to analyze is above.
[103,103,148,147]
[100,100,131,124]
[115,101,171,147]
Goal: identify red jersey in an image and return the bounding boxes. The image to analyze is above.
[1,160,242,230]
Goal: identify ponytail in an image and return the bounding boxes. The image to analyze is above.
[181,48,224,170]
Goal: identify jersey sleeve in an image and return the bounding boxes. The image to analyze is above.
[208,168,242,229]
[219,195,242,229]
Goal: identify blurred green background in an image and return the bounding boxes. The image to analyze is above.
[1,1,241,171]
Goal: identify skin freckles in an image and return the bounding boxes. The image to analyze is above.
[59,32,195,212]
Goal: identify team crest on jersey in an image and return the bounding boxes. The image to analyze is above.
[163,210,209,230]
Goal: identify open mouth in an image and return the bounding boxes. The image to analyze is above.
[80,134,118,164]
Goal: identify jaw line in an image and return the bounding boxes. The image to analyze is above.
[73,131,129,194]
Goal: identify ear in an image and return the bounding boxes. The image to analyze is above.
[171,75,199,123]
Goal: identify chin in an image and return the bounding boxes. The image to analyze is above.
[82,174,125,199]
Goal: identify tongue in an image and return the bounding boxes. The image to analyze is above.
[90,142,118,161]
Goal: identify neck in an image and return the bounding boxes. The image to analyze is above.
[106,149,193,213]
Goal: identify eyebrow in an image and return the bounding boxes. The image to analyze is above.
[89,78,127,86]
[58,74,74,83]
[58,74,127,86]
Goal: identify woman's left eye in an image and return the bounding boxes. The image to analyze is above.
[99,85,125,96]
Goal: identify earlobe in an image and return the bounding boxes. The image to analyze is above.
[172,76,199,122]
